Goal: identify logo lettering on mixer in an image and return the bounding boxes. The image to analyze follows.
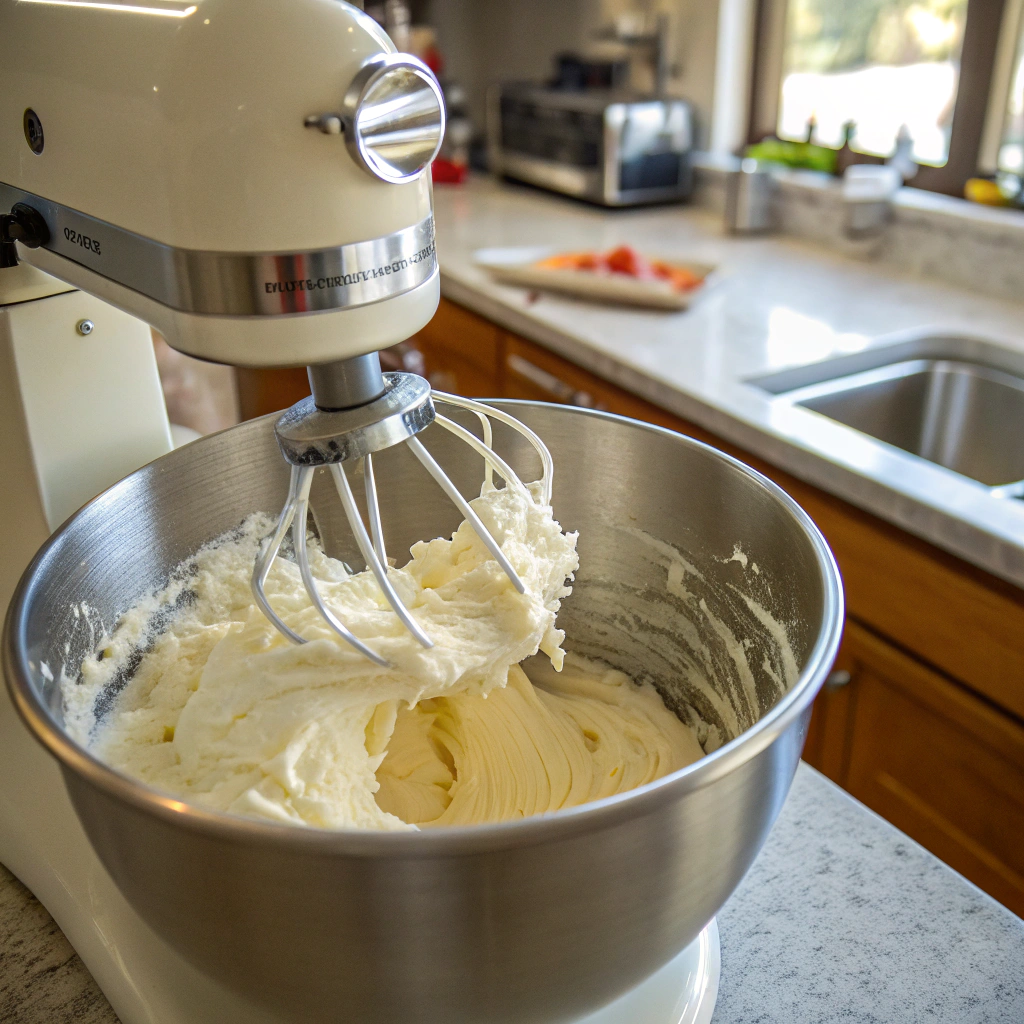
[263,241,435,295]
[64,226,101,255]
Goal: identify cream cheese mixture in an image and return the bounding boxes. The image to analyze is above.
[65,482,704,831]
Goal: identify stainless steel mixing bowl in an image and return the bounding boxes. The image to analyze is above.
[4,403,842,1024]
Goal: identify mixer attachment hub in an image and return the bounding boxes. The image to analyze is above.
[307,353,387,411]
[274,371,435,467]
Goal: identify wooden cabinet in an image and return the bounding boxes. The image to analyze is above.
[236,365,310,420]
[807,622,1024,915]
[407,299,502,398]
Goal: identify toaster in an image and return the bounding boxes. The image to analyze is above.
[487,84,693,207]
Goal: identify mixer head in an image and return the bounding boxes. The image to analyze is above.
[1,0,444,366]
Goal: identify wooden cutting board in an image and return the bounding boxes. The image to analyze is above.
[474,246,715,310]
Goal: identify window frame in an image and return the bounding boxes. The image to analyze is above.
[980,0,1024,173]
[748,0,1009,195]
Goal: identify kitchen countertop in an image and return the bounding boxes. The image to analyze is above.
[432,178,1024,588]
[3,765,1022,1022]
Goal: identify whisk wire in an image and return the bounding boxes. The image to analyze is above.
[363,453,388,565]
[251,466,307,647]
[432,414,530,500]
[292,474,390,666]
[432,392,553,505]
[258,390,553,653]
[329,463,434,649]
[406,435,526,595]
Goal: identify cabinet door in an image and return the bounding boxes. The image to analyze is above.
[801,644,855,785]
[236,366,310,420]
[837,621,1024,916]
[408,298,501,397]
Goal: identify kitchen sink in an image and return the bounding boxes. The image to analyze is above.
[749,335,1024,491]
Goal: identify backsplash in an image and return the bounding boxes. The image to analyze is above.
[693,157,1024,305]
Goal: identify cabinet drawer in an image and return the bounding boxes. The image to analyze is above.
[501,333,705,434]
[839,622,1024,916]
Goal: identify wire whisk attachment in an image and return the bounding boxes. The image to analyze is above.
[253,363,553,665]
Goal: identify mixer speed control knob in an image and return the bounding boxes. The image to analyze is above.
[339,53,445,184]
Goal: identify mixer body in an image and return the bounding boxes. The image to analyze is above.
[2,0,456,653]
[5,406,843,1024]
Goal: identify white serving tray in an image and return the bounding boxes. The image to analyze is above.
[474,246,715,310]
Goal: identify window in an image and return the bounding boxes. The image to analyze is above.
[750,0,1009,195]
[778,0,970,166]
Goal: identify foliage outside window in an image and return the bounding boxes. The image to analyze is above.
[778,0,970,166]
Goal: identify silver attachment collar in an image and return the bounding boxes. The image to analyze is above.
[0,183,435,317]
[274,371,434,466]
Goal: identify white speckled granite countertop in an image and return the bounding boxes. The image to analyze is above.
[3,766,1022,1022]
[432,178,1024,588]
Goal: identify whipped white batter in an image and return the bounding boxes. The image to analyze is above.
[65,481,703,831]
[377,654,704,827]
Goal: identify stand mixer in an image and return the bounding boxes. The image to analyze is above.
[0,1,722,1021]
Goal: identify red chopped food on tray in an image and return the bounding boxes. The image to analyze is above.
[534,246,704,292]
[653,262,703,291]
[604,245,650,277]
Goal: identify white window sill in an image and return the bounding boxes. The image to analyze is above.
[694,151,1024,237]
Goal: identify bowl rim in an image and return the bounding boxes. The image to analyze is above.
[3,402,844,856]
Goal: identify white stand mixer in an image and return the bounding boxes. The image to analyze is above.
[0,1,719,1020]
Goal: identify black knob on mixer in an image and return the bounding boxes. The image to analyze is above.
[0,202,50,267]
[3,203,50,247]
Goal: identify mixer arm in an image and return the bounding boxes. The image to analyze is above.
[0,0,448,648]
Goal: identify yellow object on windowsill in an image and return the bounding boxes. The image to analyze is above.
[964,178,1011,207]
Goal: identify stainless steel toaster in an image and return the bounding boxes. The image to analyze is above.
[487,84,693,207]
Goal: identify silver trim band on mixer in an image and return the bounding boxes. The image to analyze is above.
[0,182,436,316]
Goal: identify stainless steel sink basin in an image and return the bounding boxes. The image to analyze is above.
[785,359,1024,487]
[749,335,1024,493]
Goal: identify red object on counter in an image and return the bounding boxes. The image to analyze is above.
[604,244,651,278]
[421,45,444,76]
[431,159,468,185]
